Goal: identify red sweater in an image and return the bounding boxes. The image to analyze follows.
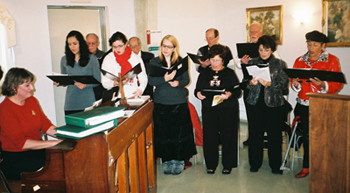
[292,51,343,101]
[0,96,53,152]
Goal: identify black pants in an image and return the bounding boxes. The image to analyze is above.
[0,149,46,180]
[294,103,309,168]
[243,90,254,140]
[202,105,239,169]
[248,101,284,171]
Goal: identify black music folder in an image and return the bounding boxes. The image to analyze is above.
[200,89,225,97]
[47,75,100,85]
[200,81,246,97]
[187,52,208,64]
[236,43,259,58]
[101,63,141,80]
[101,86,120,104]
[147,56,189,80]
[283,68,346,83]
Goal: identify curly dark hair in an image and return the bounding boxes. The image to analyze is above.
[257,35,277,52]
[207,44,227,61]
[109,31,128,46]
[65,30,90,68]
[1,68,34,96]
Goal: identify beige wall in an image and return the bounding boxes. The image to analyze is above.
[134,0,158,51]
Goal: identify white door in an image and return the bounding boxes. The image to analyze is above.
[47,6,106,126]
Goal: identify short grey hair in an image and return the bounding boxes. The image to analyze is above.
[128,36,141,45]
[86,33,100,42]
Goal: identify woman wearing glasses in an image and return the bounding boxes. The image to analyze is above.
[244,35,289,175]
[148,35,197,175]
[101,31,147,98]
[194,44,241,174]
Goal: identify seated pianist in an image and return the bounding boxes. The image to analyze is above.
[0,68,75,180]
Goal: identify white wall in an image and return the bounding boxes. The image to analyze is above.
[0,0,136,125]
[0,0,349,122]
[158,0,350,117]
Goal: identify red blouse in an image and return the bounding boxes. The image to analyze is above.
[0,96,53,152]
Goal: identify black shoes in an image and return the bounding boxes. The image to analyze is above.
[207,169,215,174]
[272,169,283,175]
[243,139,249,146]
[250,168,259,172]
[222,169,232,174]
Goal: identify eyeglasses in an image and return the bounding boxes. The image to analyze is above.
[162,45,174,49]
[210,59,223,63]
[113,44,125,49]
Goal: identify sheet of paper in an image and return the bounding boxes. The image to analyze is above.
[150,30,162,45]
[246,65,271,82]
[211,95,223,107]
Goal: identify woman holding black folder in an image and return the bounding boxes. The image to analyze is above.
[148,35,197,175]
[291,30,343,178]
[100,31,148,98]
[194,44,241,174]
[57,30,100,115]
[244,35,289,175]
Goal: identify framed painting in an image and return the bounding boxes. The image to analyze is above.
[246,5,283,45]
[322,0,350,47]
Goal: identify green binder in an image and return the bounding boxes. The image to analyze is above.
[55,119,117,139]
[65,106,125,128]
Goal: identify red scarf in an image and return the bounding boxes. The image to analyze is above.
[114,46,132,76]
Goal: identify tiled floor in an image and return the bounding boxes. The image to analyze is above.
[156,121,309,193]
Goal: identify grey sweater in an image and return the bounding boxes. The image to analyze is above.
[148,57,189,105]
[60,54,101,110]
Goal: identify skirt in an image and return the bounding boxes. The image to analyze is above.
[153,102,197,162]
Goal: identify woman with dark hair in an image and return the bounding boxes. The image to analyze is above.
[148,35,197,175]
[101,31,147,98]
[195,44,241,174]
[244,35,289,175]
[291,30,343,178]
[56,30,100,115]
[0,68,62,180]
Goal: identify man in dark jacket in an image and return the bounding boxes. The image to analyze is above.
[129,36,155,97]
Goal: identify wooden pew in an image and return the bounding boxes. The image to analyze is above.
[21,101,156,193]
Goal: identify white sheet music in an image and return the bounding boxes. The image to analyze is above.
[246,65,271,82]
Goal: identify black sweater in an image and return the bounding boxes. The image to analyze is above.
[194,67,241,108]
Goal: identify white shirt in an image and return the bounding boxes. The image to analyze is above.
[101,51,148,98]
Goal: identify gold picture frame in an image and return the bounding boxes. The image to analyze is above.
[322,0,350,47]
[246,5,283,45]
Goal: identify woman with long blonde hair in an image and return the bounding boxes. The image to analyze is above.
[148,35,197,175]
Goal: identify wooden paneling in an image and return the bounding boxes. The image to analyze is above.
[309,93,350,193]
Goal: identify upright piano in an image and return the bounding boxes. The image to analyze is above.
[21,100,156,193]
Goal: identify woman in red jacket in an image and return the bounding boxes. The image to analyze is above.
[291,30,343,178]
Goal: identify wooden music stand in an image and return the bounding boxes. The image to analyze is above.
[118,72,130,109]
